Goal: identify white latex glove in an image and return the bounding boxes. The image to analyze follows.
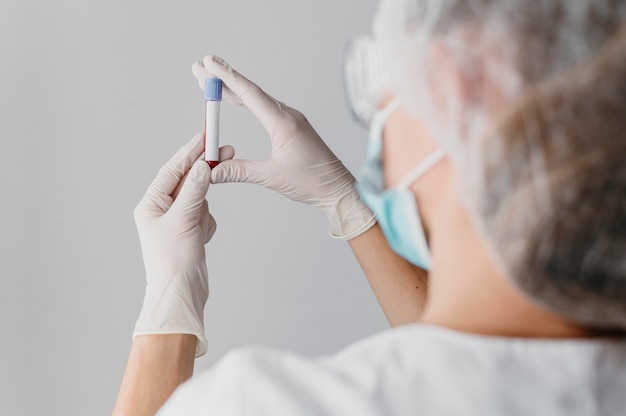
[191,55,375,240]
[133,133,231,357]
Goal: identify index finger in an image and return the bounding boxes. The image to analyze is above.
[193,55,284,133]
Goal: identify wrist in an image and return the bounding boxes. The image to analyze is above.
[134,262,209,357]
[323,186,376,240]
[132,333,198,362]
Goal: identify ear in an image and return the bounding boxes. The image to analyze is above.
[427,35,510,141]
[426,40,473,128]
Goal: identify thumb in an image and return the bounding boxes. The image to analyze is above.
[210,159,269,185]
[170,160,211,216]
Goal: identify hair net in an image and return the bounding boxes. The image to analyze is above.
[373,0,626,330]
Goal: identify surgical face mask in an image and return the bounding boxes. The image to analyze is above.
[357,99,446,270]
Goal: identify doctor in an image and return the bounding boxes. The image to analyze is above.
[113,0,626,414]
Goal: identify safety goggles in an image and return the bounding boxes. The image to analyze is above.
[343,36,390,128]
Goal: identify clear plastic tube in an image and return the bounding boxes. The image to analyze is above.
[204,78,222,168]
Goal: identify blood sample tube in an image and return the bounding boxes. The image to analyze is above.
[204,78,222,168]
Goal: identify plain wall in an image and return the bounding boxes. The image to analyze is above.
[0,1,386,415]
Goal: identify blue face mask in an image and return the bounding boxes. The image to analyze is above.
[356,99,445,270]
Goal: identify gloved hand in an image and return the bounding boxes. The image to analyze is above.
[191,55,376,240]
[132,133,231,357]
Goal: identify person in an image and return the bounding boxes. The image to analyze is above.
[112,0,626,414]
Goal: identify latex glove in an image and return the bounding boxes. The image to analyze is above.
[133,133,230,357]
[191,55,375,240]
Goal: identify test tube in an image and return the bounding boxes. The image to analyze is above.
[204,78,222,168]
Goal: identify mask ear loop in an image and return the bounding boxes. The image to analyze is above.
[396,148,446,190]
[379,97,403,121]
[371,97,403,141]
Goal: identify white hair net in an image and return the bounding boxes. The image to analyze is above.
[373,0,626,330]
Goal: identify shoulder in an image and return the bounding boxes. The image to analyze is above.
[159,325,626,415]
[158,326,439,415]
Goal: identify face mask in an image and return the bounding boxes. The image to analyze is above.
[356,99,445,270]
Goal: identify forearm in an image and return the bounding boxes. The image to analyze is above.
[349,223,428,327]
[113,334,197,416]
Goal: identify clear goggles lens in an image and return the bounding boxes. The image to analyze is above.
[343,36,390,128]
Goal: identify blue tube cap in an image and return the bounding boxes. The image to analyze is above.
[204,78,223,101]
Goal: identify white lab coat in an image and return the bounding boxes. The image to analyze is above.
[158,324,626,415]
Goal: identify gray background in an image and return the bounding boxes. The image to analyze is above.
[0,0,386,415]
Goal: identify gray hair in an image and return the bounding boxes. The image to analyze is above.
[374,0,626,329]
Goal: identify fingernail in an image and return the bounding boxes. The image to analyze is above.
[212,55,227,68]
